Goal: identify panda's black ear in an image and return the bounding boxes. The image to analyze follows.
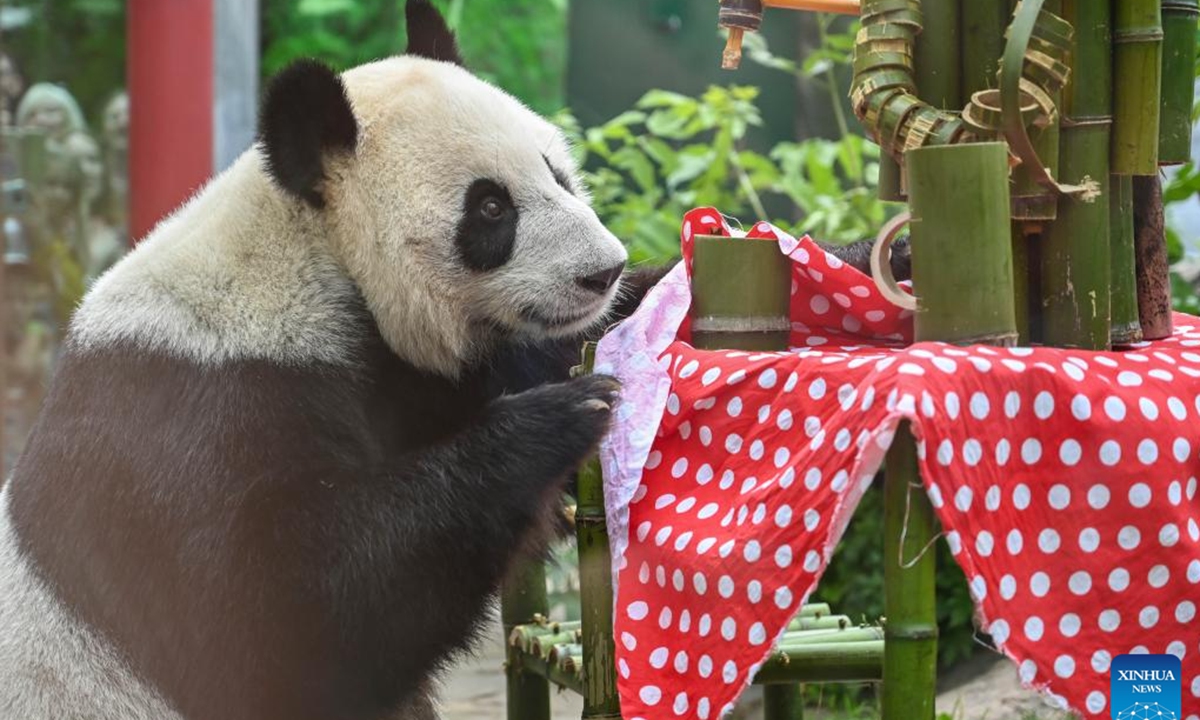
[259,59,358,208]
[405,0,465,66]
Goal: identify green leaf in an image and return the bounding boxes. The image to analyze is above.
[297,0,356,16]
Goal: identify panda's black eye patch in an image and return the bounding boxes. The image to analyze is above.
[457,179,518,271]
[543,155,574,195]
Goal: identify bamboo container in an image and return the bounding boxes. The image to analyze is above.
[1159,0,1199,164]
[691,236,793,350]
[1041,0,1113,349]
[1112,0,1164,174]
[1110,175,1145,344]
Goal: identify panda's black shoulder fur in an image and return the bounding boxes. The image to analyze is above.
[8,300,617,720]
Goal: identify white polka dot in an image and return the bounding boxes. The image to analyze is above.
[774,505,793,528]
[1000,574,1017,600]
[962,439,983,466]
[1030,572,1051,597]
[776,409,793,431]
[1070,394,1092,420]
[954,486,974,512]
[989,619,1010,644]
[698,655,713,678]
[985,486,1001,511]
[1024,616,1044,641]
[1020,438,1042,464]
[1175,437,1192,462]
[803,509,820,532]
[774,586,793,609]
[1149,564,1170,588]
[720,617,736,641]
[1118,525,1141,549]
[721,660,738,684]
[701,367,721,386]
[1099,609,1120,631]
[1038,529,1061,554]
[1085,691,1106,714]
[725,434,743,453]
[936,440,954,466]
[809,295,830,315]
[1190,559,1200,583]
[627,602,649,620]
[995,439,1011,466]
[673,692,689,715]
[640,685,662,705]
[970,392,990,419]
[975,531,995,557]
[671,457,689,478]
[1137,439,1159,464]
[1160,523,1180,547]
[692,573,707,594]
[1109,567,1130,592]
[1104,396,1127,421]
[1118,370,1143,387]
[1019,659,1037,683]
[748,622,767,645]
[1088,484,1111,509]
[1129,483,1152,508]
[758,369,778,389]
[1034,392,1054,419]
[1059,613,1081,638]
[1139,605,1159,628]
[804,468,821,490]
[808,378,826,399]
[775,545,793,568]
[1006,529,1023,555]
[1013,484,1031,509]
[726,397,743,418]
[1078,528,1100,553]
[697,698,711,719]
[803,550,821,572]
[1054,655,1075,678]
[1048,484,1071,509]
[621,632,637,650]
[649,647,670,669]
[1091,649,1111,673]
[1069,571,1092,595]
[1176,600,1196,623]
[1058,440,1082,466]
[1139,397,1160,420]
[743,541,761,563]
[1099,440,1122,466]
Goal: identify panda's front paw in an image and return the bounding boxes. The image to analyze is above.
[491,374,620,476]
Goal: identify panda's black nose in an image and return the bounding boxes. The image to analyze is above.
[577,262,626,294]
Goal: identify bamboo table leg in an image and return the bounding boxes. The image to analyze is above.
[502,560,551,720]
[763,684,805,719]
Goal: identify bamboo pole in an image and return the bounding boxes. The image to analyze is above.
[691,236,793,350]
[574,347,622,719]
[765,0,860,13]
[764,685,806,720]
[913,0,962,111]
[886,142,1017,720]
[1133,175,1174,339]
[960,0,1009,98]
[754,641,886,683]
[1041,0,1113,349]
[1110,175,1145,344]
[1159,0,1199,164]
[502,560,551,720]
[1112,0,1164,174]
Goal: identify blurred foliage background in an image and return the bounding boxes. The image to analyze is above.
[4,0,1200,688]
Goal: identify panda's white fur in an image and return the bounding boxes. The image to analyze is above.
[73,56,624,377]
[0,4,628,718]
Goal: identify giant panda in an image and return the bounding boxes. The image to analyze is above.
[0,4,630,719]
[0,4,911,718]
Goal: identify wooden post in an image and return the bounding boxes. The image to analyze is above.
[576,445,622,719]
[502,560,551,720]
[763,684,805,720]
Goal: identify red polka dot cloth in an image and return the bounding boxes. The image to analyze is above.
[594,207,1200,720]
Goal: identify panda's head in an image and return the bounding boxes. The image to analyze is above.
[259,0,627,376]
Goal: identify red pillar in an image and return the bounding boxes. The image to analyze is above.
[127,0,214,244]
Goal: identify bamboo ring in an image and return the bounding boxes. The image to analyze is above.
[870,211,917,312]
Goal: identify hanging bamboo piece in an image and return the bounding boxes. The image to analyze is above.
[1112,0,1164,174]
[1110,176,1145,344]
[1159,0,1199,163]
[1040,0,1113,349]
[692,235,792,350]
[1133,175,1175,339]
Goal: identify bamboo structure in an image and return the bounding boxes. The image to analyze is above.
[1112,0,1164,174]
[502,559,551,720]
[763,685,805,720]
[1040,0,1113,349]
[1134,175,1175,339]
[1160,0,1200,163]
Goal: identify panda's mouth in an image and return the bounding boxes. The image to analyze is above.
[518,303,607,335]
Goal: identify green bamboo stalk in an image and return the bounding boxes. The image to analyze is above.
[960,0,1010,98]
[1112,0,1164,174]
[888,142,1017,720]
[764,685,805,720]
[881,423,937,720]
[1011,223,1033,343]
[575,443,622,719]
[1159,0,1199,164]
[517,652,584,696]
[1041,0,1113,349]
[779,626,886,645]
[913,0,962,110]
[754,641,886,684]
[787,615,854,631]
[1110,175,1145,344]
[502,559,551,720]
[691,235,792,350]
[797,603,832,618]
[878,154,905,202]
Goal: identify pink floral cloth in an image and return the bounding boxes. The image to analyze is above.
[596,208,1200,720]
